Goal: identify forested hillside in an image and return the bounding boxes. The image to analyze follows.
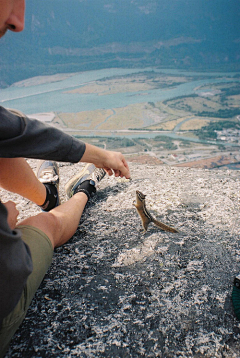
[0,0,239,87]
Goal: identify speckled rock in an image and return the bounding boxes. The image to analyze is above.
[2,162,240,357]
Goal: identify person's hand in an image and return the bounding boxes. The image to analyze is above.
[98,150,130,178]
[4,201,19,230]
[81,144,131,179]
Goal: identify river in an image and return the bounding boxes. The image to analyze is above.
[0,67,239,115]
[0,67,239,142]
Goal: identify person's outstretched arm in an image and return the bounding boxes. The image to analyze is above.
[80,143,130,179]
[0,107,130,179]
[0,107,85,163]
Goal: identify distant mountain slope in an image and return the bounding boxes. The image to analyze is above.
[0,0,239,86]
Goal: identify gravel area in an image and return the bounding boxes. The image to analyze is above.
[2,162,240,357]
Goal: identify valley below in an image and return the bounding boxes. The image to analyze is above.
[2,68,240,170]
[52,70,240,170]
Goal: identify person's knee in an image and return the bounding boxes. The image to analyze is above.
[0,158,21,173]
[18,212,62,248]
[0,157,8,166]
[0,158,8,184]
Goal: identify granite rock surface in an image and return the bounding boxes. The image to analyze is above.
[2,162,240,357]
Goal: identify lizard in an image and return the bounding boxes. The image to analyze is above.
[133,190,178,233]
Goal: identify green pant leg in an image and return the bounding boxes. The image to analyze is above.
[0,226,53,357]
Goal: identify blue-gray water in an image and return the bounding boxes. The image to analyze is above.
[0,68,239,114]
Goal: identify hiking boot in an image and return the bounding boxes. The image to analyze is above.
[37,160,59,186]
[65,163,106,199]
[36,160,60,211]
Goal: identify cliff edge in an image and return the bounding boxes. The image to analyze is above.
[3,162,240,357]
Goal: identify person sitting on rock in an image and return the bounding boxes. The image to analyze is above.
[0,2,131,356]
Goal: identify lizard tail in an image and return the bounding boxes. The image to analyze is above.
[152,218,178,233]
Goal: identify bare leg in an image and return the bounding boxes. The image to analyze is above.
[1,158,91,246]
[0,158,46,206]
[17,192,88,248]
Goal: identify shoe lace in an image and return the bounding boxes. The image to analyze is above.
[39,170,58,183]
[94,168,106,182]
